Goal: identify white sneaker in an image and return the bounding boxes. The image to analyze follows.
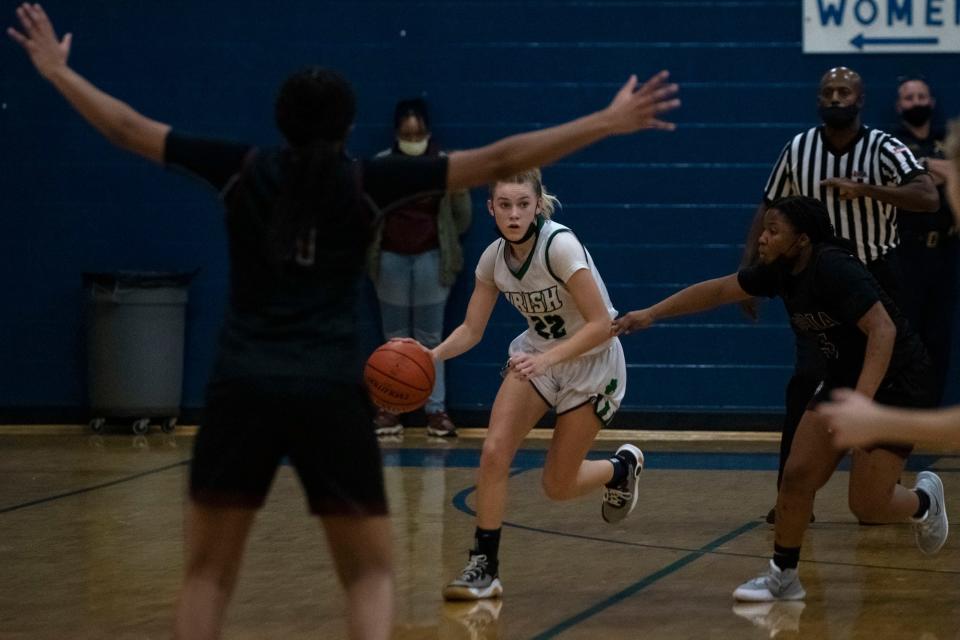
[733,601,806,638]
[733,560,806,602]
[913,471,949,555]
[602,444,644,524]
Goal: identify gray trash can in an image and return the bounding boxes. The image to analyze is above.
[83,271,196,434]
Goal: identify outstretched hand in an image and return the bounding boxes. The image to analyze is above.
[7,3,71,79]
[604,71,681,134]
[819,388,886,449]
[612,309,656,336]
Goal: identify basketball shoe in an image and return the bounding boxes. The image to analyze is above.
[602,444,644,523]
[443,553,502,600]
[913,471,949,555]
[733,560,806,602]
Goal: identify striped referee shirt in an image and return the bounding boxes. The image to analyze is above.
[763,126,927,263]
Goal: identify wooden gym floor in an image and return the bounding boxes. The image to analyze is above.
[1,426,958,639]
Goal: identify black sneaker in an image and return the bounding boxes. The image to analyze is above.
[602,444,644,524]
[442,553,503,601]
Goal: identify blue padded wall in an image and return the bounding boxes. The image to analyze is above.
[1,1,958,417]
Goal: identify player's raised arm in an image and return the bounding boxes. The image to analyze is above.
[8,3,170,163]
[445,71,680,191]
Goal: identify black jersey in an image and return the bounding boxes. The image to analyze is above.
[164,131,448,383]
[738,245,927,388]
[894,126,955,235]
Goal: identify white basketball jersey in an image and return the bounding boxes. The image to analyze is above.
[476,218,616,356]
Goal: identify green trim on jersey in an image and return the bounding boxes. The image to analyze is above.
[544,228,589,285]
[504,215,546,280]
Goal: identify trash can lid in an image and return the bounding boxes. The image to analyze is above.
[82,269,199,288]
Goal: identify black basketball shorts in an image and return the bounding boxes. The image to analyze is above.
[191,376,387,516]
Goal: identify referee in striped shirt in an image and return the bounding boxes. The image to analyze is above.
[744,67,939,524]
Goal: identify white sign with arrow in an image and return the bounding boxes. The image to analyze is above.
[804,0,960,52]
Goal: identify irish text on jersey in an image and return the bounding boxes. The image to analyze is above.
[502,286,562,314]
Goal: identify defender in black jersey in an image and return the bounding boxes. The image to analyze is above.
[9,5,680,638]
[743,67,940,523]
[615,196,947,602]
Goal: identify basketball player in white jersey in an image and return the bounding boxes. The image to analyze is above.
[431,169,643,600]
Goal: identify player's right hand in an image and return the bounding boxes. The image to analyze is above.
[7,3,72,79]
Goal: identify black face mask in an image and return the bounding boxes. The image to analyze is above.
[901,104,933,127]
[497,214,542,245]
[819,104,860,128]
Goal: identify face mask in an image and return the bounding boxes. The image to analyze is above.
[901,105,933,127]
[818,104,860,128]
[397,137,429,156]
[497,213,542,244]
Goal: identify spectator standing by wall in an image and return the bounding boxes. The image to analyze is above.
[893,75,957,405]
[367,98,472,438]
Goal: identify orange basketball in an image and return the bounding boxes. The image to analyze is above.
[364,340,436,413]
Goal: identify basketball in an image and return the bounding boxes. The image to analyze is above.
[364,340,436,413]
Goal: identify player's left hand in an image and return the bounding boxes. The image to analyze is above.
[508,352,548,379]
[7,3,72,79]
[820,177,864,200]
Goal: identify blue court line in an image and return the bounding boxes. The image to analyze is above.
[0,459,190,515]
[451,471,960,577]
[449,469,762,638]
[527,520,761,640]
[444,452,956,636]
[384,448,946,473]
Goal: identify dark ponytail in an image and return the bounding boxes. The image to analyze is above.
[271,67,364,262]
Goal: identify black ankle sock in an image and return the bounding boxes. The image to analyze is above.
[914,488,931,519]
[773,544,800,571]
[474,527,501,570]
[606,456,628,487]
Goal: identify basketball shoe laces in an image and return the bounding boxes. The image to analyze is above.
[603,486,630,507]
[460,554,490,581]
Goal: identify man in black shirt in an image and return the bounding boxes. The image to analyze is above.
[894,76,957,405]
[615,196,946,603]
[8,4,680,639]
